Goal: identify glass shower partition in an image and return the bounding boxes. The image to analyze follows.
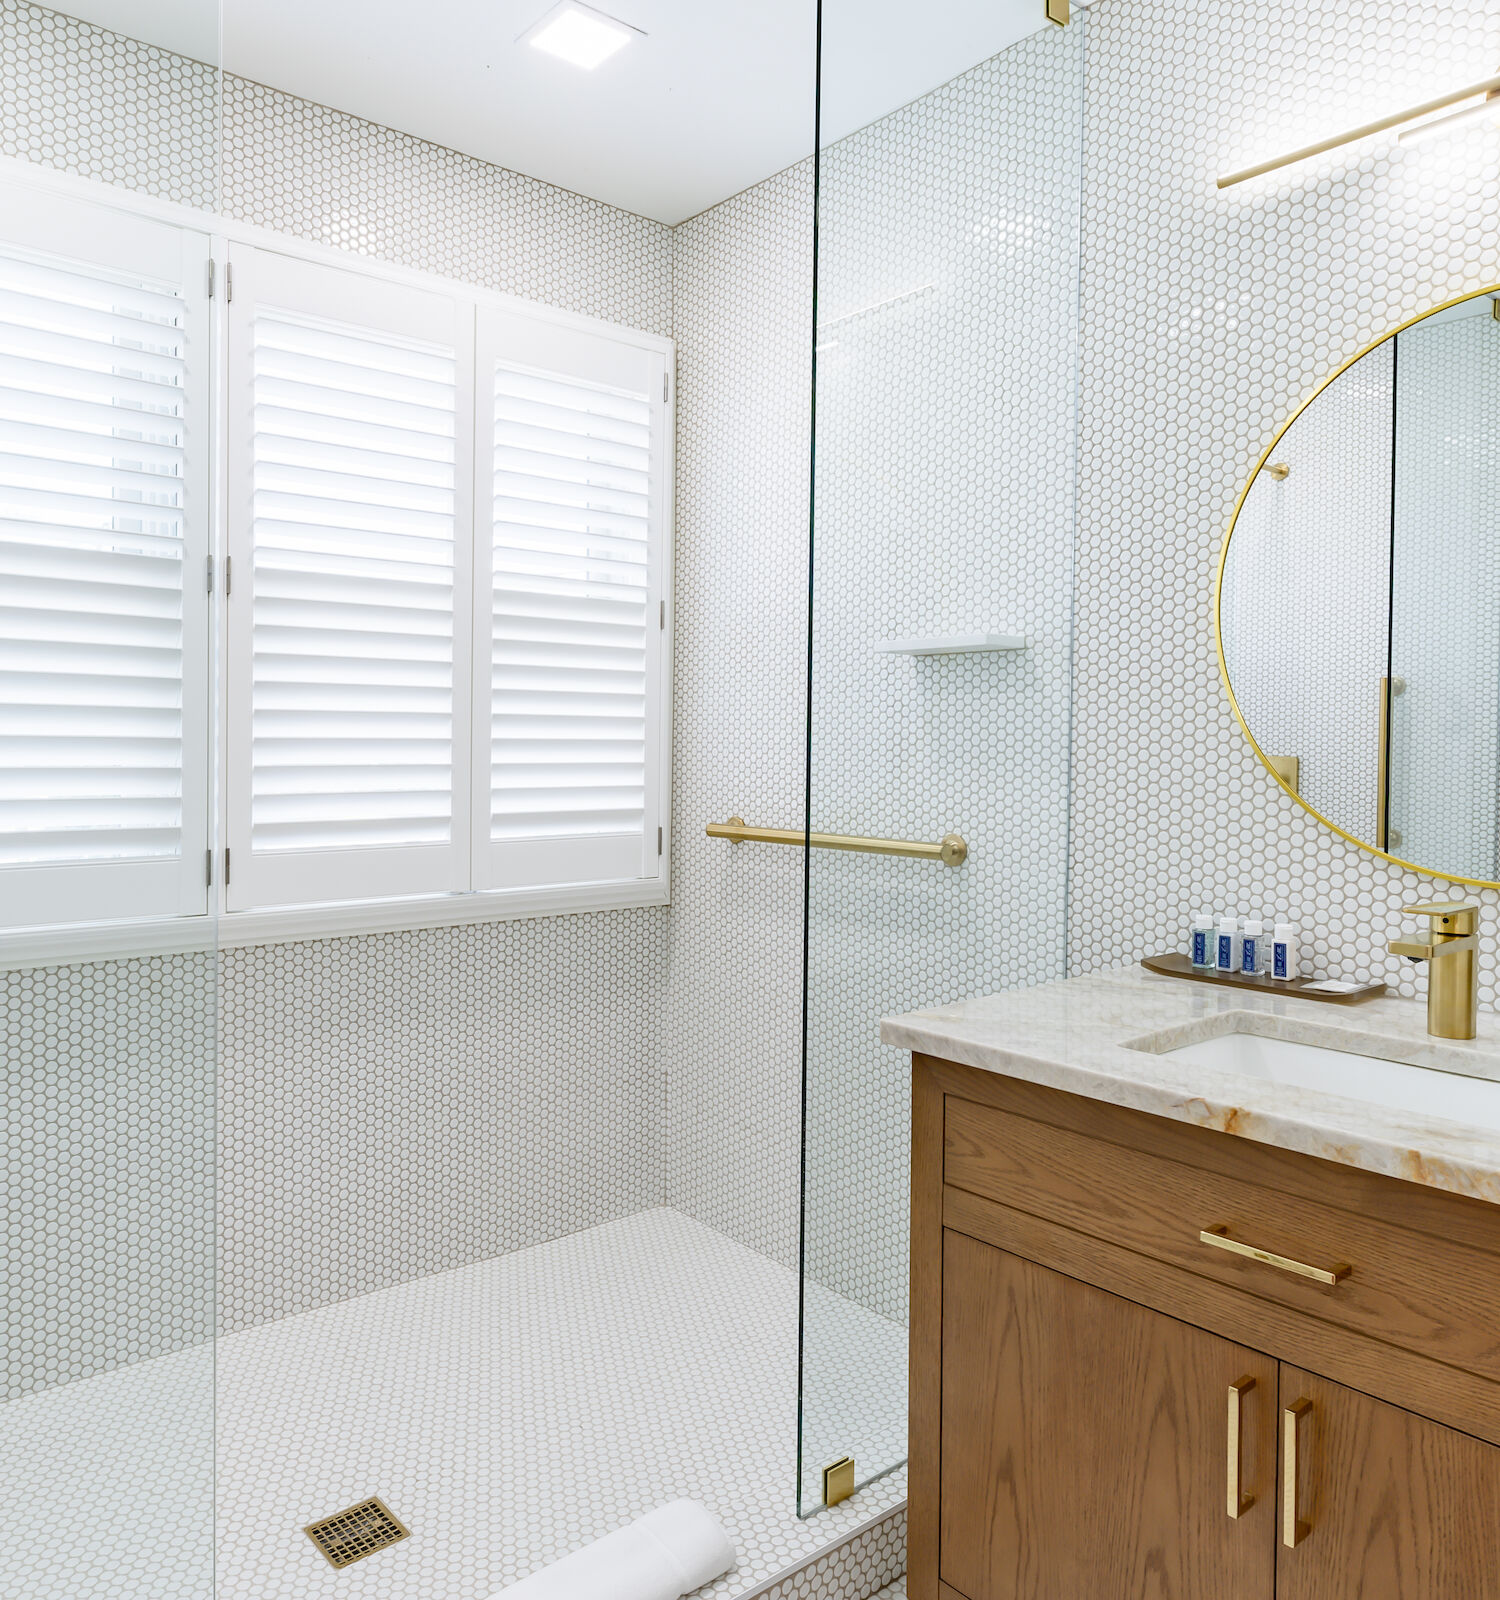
[0,5,223,1596]
[798,6,1085,1514]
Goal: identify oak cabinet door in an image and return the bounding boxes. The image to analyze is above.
[1277,1365,1500,1599]
[939,1230,1277,1600]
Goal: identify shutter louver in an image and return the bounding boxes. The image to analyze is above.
[489,363,650,849]
[0,250,189,873]
[227,248,470,912]
[249,313,457,854]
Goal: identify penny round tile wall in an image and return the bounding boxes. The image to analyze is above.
[0,0,219,208]
[1071,0,1500,1001]
[219,916,666,1333]
[222,77,672,338]
[3,954,216,1399]
[665,164,814,1274]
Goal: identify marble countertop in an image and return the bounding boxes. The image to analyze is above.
[881,964,1500,1204]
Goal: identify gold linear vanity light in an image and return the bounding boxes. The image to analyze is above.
[1218,71,1500,188]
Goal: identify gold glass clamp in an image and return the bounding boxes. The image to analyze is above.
[821,1456,855,1507]
[1199,1225,1350,1287]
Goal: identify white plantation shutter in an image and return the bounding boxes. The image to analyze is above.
[474,308,667,891]
[0,183,209,930]
[225,247,472,911]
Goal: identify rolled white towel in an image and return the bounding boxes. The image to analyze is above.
[496,1500,735,1600]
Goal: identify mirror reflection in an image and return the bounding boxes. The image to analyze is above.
[1220,286,1500,886]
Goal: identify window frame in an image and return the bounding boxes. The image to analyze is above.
[0,154,673,966]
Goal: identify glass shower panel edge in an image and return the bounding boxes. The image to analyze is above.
[798,9,1085,1516]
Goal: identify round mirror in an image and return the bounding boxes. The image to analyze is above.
[1218,283,1500,888]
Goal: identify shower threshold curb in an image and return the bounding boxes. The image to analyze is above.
[731,1499,906,1600]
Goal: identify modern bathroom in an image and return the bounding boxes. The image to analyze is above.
[4,0,1500,1595]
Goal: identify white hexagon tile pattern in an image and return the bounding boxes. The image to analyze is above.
[665,163,813,1276]
[0,1343,214,1600]
[218,914,667,1333]
[1070,0,1500,997]
[2,1211,904,1600]
[0,0,219,208]
[748,1514,905,1600]
[3,953,216,1399]
[222,76,672,338]
[211,1209,903,1600]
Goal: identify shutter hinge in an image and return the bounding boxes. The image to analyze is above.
[657,826,663,856]
[660,599,665,630]
[206,258,215,299]
[225,261,233,303]
[664,372,669,402]
[223,847,231,886]
[206,554,214,595]
[224,554,233,597]
[205,848,213,887]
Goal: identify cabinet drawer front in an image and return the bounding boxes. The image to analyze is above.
[944,1096,1500,1386]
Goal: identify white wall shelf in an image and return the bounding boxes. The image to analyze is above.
[874,633,1027,656]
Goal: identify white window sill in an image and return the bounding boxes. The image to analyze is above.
[0,879,670,971]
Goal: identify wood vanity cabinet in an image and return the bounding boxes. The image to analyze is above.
[910,1054,1500,1600]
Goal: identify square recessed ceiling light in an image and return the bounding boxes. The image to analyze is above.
[521,1,641,71]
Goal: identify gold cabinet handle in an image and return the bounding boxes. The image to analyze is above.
[1199,1225,1351,1286]
[1283,1398,1313,1547]
[1227,1376,1256,1519]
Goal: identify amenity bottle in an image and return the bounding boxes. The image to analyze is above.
[1216,916,1242,974]
[1272,923,1300,981]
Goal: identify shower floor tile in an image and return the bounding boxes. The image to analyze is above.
[215,1206,905,1599]
[1,1342,214,1600]
[4,1208,903,1599]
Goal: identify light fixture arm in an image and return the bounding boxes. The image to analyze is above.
[1218,71,1500,189]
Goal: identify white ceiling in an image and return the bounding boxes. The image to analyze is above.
[57,0,1053,223]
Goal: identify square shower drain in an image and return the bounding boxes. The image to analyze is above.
[303,1498,410,1569]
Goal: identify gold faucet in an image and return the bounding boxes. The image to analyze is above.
[1388,900,1480,1040]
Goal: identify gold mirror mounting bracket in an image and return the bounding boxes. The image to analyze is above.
[1046,0,1070,24]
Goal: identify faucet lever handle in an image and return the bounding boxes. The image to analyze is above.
[1403,900,1479,935]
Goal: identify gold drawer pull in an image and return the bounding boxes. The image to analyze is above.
[1227,1376,1256,1519]
[1283,1397,1313,1547]
[1199,1225,1351,1286]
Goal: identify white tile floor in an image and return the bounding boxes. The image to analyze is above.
[1,1341,214,1599]
[4,1208,907,1600]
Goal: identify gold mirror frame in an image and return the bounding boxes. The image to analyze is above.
[1214,280,1500,892]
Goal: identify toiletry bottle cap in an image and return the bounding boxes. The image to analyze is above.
[1274,922,1295,938]
[1193,913,1215,928]
[1242,919,1263,935]
[1219,915,1238,931]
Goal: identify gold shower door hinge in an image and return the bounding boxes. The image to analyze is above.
[1046,0,1070,24]
[822,1456,856,1507]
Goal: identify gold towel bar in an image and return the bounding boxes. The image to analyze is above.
[706,816,968,867]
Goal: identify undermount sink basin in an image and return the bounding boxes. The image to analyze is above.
[1141,1023,1500,1138]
